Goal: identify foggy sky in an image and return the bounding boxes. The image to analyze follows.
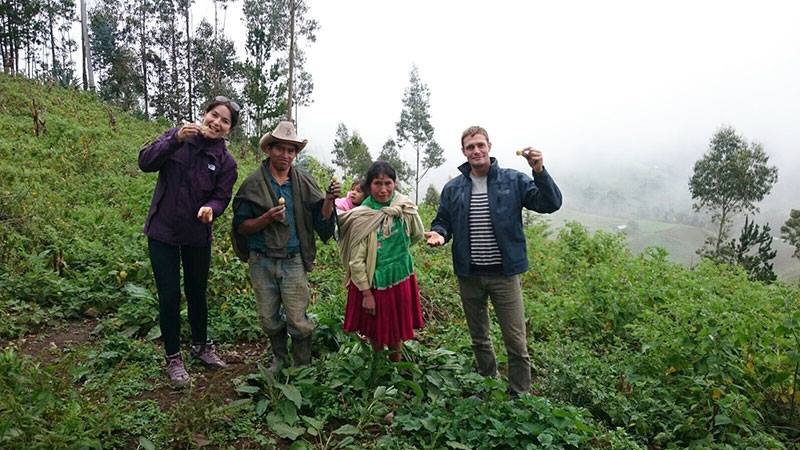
[171,1,800,205]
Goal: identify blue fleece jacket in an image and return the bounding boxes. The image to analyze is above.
[430,158,562,277]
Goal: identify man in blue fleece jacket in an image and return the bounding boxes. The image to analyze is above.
[425,125,562,396]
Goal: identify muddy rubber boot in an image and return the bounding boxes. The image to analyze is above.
[267,332,289,375]
[291,335,312,367]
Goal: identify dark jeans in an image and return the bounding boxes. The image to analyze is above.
[148,237,211,355]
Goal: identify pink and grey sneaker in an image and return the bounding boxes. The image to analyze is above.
[190,342,228,369]
[165,353,190,389]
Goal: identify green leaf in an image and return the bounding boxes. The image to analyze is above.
[538,432,554,446]
[256,399,268,416]
[271,422,305,440]
[144,326,161,341]
[120,325,139,338]
[334,436,355,448]
[288,440,314,450]
[235,385,259,394]
[714,414,733,426]
[332,424,359,436]
[373,385,387,400]
[394,379,424,402]
[301,415,324,432]
[446,441,471,449]
[138,437,155,450]
[124,283,153,298]
[278,383,303,409]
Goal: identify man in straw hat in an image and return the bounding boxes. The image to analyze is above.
[232,120,341,372]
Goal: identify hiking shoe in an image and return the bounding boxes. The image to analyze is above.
[166,354,190,389]
[191,342,228,369]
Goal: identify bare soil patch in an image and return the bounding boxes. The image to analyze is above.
[2,319,97,363]
[138,340,269,411]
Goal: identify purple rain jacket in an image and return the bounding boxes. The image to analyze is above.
[139,127,238,246]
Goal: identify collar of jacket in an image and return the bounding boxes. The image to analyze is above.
[457,157,498,180]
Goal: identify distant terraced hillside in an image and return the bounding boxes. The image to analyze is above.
[544,208,799,282]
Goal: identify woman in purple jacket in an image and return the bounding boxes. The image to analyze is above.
[139,97,239,388]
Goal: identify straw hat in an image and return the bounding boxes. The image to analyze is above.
[259,121,308,152]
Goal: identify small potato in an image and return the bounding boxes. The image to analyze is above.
[516,149,525,156]
[277,197,286,205]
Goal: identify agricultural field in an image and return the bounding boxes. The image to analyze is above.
[545,209,800,282]
[2,74,800,449]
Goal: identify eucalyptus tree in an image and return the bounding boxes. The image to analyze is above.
[190,19,239,113]
[395,65,444,203]
[241,0,316,132]
[331,123,372,180]
[242,0,287,138]
[378,138,413,187]
[150,0,188,122]
[42,0,76,85]
[689,126,778,260]
[89,0,142,110]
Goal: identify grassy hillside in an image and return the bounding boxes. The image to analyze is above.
[2,74,800,449]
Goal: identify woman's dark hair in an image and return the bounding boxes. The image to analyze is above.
[362,160,397,195]
[205,96,240,128]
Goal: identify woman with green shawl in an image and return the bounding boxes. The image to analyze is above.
[338,161,425,361]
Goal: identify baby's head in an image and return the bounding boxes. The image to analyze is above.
[351,178,365,205]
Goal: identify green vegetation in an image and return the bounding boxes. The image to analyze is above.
[2,74,800,449]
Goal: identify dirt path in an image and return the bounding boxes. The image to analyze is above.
[2,319,99,364]
[138,340,268,411]
[2,320,270,411]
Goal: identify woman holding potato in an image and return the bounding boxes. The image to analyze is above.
[138,96,239,388]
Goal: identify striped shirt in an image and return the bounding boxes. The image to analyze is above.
[469,175,503,266]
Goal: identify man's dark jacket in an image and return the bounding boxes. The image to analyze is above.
[231,159,334,271]
[431,157,562,277]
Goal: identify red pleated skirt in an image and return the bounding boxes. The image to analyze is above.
[343,274,424,346]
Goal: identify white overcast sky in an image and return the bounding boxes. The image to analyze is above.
[99,0,799,195]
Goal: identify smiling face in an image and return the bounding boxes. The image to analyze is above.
[201,105,233,139]
[267,142,299,172]
[462,133,492,173]
[369,173,395,204]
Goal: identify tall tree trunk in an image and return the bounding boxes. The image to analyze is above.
[12,23,18,74]
[49,7,57,77]
[170,14,178,121]
[80,0,95,89]
[12,28,18,74]
[1,13,7,73]
[415,143,421,204]
[286,0,295,122]
[185,2,192,120]
[715,208,728,259]
[140,0,149,118]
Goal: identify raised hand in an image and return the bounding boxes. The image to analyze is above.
[518,147,544,173]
